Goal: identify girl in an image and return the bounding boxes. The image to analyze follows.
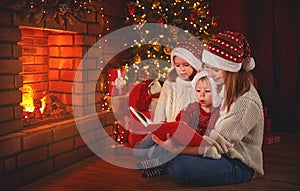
[152,31,264,186]
[133,39,204,169]
[153,39,204,123]
[138,71,221,178]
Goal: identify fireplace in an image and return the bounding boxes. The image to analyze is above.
[18,26,78,127]
[0,1,128,189]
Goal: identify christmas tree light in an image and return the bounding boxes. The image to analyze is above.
[124,0,218,82]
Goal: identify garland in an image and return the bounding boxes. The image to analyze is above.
[18,0,98,25]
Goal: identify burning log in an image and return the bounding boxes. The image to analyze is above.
[20,85,71,126]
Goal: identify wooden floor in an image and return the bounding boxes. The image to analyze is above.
[16,133,300,191]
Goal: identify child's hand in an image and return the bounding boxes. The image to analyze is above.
[152,133,183,154]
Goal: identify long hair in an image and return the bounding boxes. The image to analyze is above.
[223,70,253,112]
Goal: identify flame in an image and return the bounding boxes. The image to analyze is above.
[40,96,46,114]
[20,85,35,112]
[20,85,48,114]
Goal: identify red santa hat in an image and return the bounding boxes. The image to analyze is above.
[202,31,255,72]
[171,39,204,71]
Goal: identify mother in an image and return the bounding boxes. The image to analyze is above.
[152,30,264,186]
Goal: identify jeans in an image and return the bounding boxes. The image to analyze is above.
[167,155,254,186]
[132,133,154,157]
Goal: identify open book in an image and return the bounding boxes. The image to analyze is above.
[129,106,211,146]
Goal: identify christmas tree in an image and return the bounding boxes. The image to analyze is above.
[124,0,218,83]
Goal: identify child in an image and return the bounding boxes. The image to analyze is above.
[137,71,221,178]
[175,70,221,136]
[152,31,264,186]
[153,39,204,123]
[132,39,204,176]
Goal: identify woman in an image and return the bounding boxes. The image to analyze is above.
[152,31,264,186]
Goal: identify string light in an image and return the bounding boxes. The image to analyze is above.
[20,0,96,25]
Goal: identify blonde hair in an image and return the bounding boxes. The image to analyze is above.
[196,76,210,87]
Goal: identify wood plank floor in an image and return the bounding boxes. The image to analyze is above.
[16,133,300,191]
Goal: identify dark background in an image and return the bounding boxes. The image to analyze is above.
[211,0,299,132]
[1,0,298,132]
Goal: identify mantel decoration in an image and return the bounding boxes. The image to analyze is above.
[18,0,99,25]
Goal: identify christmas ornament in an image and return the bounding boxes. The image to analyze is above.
[128,2,136,15]
[211,17,218,27]
[153,43,162,51]
[212,20,218,27]
[197,8,206,18]
[163,46,172,55]
[156,18,164,24]
[189,12,196,21]
[133,54,142,63]
[152,0,160,8]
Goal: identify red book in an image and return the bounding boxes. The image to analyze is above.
[129,106,211,147]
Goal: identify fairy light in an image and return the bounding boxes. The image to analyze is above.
[124,0,217,89]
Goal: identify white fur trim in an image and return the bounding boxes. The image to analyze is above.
[242,57,256,71]
[202,49,242,72]
[191,71,222,108]
[171,47,203,71]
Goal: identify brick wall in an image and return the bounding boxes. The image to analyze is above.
[18,27,49,100]
[0,111,117,191]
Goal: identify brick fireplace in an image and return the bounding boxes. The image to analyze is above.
[18,26,79,126]
[0,1,127,190]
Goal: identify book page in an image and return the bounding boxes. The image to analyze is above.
[129,106,153,127]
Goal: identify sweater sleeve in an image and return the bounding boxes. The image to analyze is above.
[153,81,172,123]
[203,94,263,159]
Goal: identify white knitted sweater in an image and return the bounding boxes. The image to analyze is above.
[154,77,196,123]
[203,85,264,177]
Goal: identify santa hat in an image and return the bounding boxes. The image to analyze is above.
[191,71,222,108]
[171,40,204,71]
[202,31,255,72]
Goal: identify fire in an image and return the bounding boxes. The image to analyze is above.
[40,96,46,114]
[20,85,35,112]
[20,85,47,119]
[20,85,70,123]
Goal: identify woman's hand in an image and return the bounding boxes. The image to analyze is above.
[151,133,183,154]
